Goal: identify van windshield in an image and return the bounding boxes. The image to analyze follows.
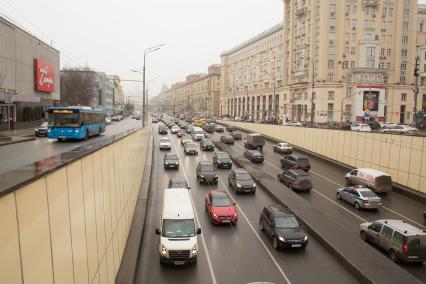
[376,175,392,186]
[194,130,204,134]
[162,219,195,238]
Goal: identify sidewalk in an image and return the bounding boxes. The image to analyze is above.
[0,128,36,146]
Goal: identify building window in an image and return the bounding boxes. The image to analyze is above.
[351,61,355,68]
[402,36,408,44]
[328,91,335,100]
[401,93,407,101]
[328,46,335,54]
[330,4,336,13]
[403,22,409,30]
[400,76,406,84]
[328,60,335,69]
[401,63,407,71]
[401,49,407,58]
[330,18,336,27]
[403,9,409,18]
[366,47,376,56]
[328,73,335,81]
[328,103,334,121]
[351,19,357,28]
[329,32,335,41]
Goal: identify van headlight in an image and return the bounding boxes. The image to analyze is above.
[304,235,308,242]
[191,244,198,255]
[236,183,242,188]
[253,182,256,188]
[161,245,167,256]
[279,236,285,242]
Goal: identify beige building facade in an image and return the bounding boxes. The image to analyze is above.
[417,4,426,114]
[220,24,284,120]
[282,0,419,124]
[164,65,221,117]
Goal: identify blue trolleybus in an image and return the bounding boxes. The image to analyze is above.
[47,107,106,141]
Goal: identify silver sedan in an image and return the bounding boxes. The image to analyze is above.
[336,186,382,210]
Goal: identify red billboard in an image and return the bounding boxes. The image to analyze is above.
[34,59,54,93]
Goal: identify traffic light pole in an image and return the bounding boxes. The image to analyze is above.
[414,56,420,125]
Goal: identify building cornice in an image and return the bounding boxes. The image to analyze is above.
[166,73,220,94]
[220,23,283,57]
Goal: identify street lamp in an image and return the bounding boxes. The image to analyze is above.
[132,43,165,127]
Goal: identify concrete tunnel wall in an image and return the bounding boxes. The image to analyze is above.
[220,121,426,195]
[0,128,149,284]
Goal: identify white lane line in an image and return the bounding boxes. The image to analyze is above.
[169,138,218,284]
[216,178,292,284]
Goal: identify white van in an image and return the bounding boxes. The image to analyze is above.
[345,168,392,193]
[155,188,201,265]
[191,127,205,141]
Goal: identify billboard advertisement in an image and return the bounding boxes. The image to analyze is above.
[34,59,54,93]
[363,90,379,112]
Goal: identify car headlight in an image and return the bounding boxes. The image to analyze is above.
[213,213,218,218]
[236,183,242,188]
[253,182,256,187]
[279,236,285,242]
[192,244,198,255]
[165,162,169,165]
[161,245,167,256]
[200,175,205,178]
[215,175,218,179]
[234,212,238,217]
[176,162,179,165]
[304,235,308,242]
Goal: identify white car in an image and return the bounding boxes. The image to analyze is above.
[159,138,172,150]
[105,116,112,125]
[351,123,371,132]
[284,121,303,127]
[171,125,180,134]
[381,125,419,134]
[379,122,397,129]
[273,142,293,154]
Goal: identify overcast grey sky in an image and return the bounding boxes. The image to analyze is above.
[1,0,426,97]
[0,0,284,97]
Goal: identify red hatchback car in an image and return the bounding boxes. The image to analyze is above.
[177,129,186,138]
[205,190,238,225]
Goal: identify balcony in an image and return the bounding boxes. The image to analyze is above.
[363,0,379,8]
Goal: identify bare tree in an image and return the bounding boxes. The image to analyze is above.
[60,66,97,106]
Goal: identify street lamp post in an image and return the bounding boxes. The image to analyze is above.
[133,44,165,128]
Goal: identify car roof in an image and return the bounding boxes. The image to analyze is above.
[266,205,293,217]
[376,220,426,235]
[356,168,390,177]
[163,188,194,219]
[216,151,228,155]
[290,154,306,159]
[211,190,230,199]
[160,137,170,140]
[199,161,213,165]
[234,168,249,174]
[165,153,177,158]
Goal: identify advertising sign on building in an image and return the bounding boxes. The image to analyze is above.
[363,90,379,112]
[34,59,54,93]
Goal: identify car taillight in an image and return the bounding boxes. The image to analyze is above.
[293,180,301,185]
[402,240,408,255]
[363,199,369,204]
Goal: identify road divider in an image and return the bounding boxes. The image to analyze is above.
[213,140,422,284]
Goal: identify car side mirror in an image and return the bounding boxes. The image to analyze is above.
[207,202,211,206]
[187,186,191,189]
[197,228,202,235]
[233,202,236,206]
[155,228,161,235]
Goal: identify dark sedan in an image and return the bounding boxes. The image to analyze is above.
[230,132,242,140]
[158,126,168,135]
[228,168,256,194]
[244,150,264,163]
[220,135,235,145]
[200,138,215,151]
[226,125,237,132]
[184,142,198,155]
[259,205,308,249]
[215,125,225,133]
[213,151,232,169]
[196,161,218,184]
[278,170,313,192]
[163,153,179,169]
[35,121,48,137]
[280,154,311,172]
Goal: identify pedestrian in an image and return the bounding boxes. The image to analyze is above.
[9,116,14,131]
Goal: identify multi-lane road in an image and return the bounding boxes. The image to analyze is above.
[136,123,359,284]
[0,118,142,174]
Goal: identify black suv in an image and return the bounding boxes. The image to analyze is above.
[158,125,168,135]
[163,153,179,169]
[167,178,190,189]
[196,161,218,184]
[230,132,242,140]
[200,138,215,151]
[278,170,313,192]
[213,151,232,169]
[228,168,256,194]
[280,154,311,172]
[259,205,308,249]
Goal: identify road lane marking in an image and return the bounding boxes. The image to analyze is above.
[169,137,218,284]
[215,179,292,284]
[229,137,425,228]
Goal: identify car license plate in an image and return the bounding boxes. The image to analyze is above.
[222,220,230,223]
[174,261,185,265]
[291,244,302,248]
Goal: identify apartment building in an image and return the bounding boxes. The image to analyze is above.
[220,24,284,120]
[164,65,221,117]
[283,0,419,124]
[417,4,426,113]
